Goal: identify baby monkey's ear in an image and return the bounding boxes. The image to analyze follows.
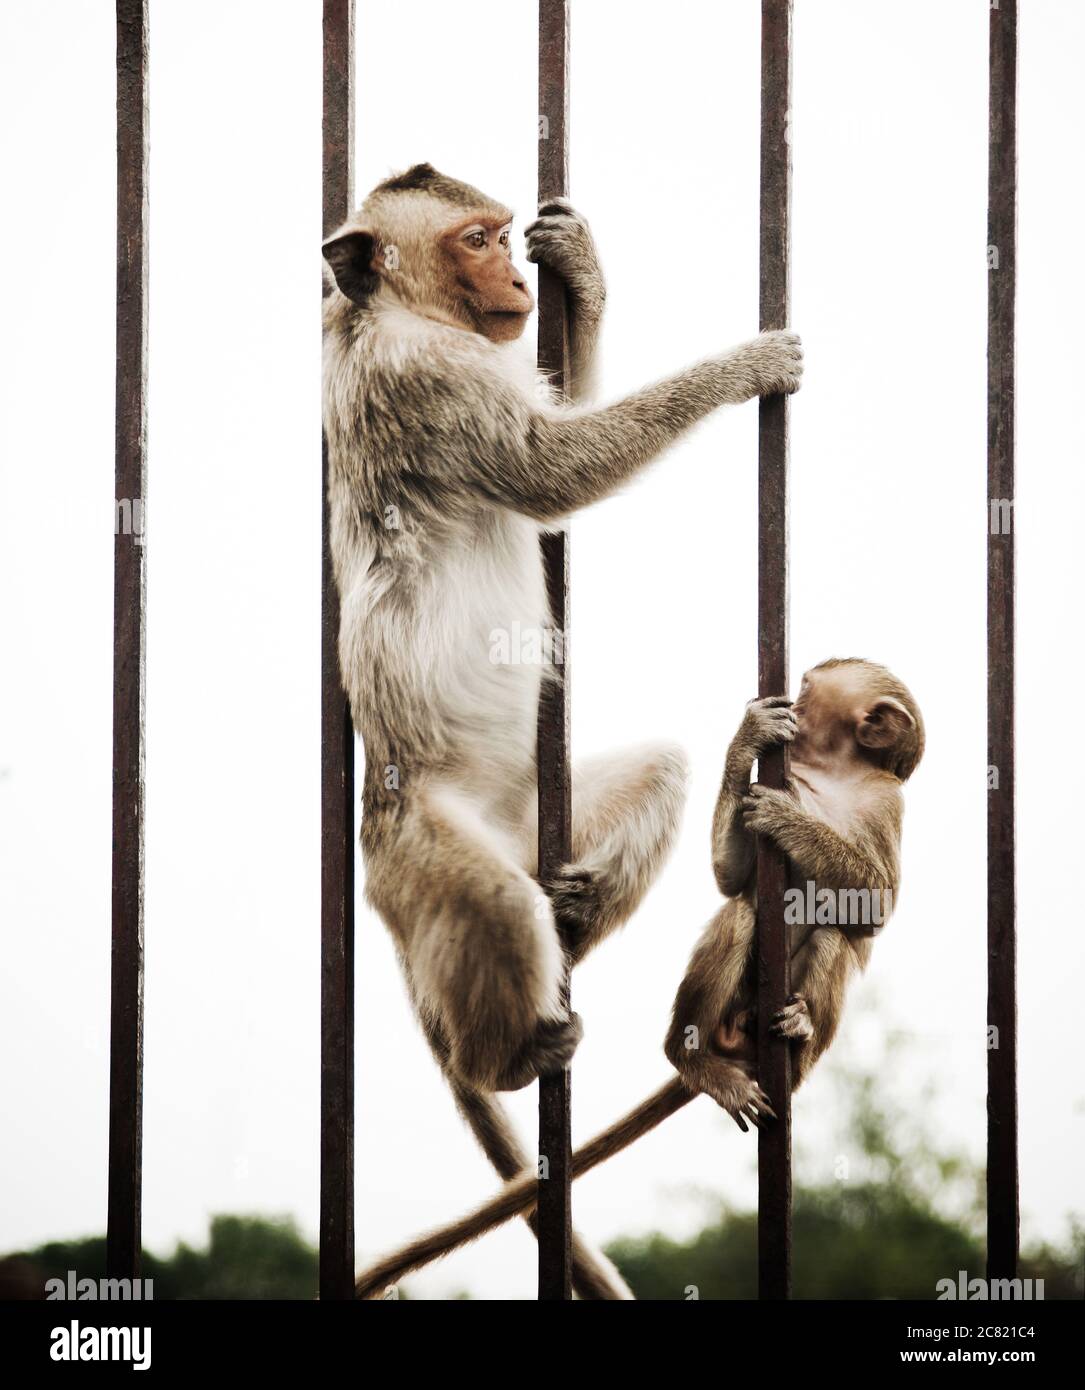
[856,697,914,752]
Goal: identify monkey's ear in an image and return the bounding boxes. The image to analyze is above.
[322,229,380,305]
[856,697,914,751]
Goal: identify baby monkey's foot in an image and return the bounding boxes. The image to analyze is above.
[712,1069,777,1134]
[769,994,814,1041]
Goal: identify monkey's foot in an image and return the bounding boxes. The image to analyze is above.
[492,1012,584,1092]
[694,1063,777,1133]
[769,994,813,1041]
[545,867,603,952]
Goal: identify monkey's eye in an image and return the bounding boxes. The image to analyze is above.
[498,229,510,250]
[466,230,487,249]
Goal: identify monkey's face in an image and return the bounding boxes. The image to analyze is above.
[794,662,923,780]
[792,666,868,752]
[440,214,535,342]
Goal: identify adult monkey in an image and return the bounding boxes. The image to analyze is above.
[321,164,803,1299]
[351,659,924,1298]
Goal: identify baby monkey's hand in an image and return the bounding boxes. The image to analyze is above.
[735,695,797,764]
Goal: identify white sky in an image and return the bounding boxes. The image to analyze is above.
[1,0,1082,1300]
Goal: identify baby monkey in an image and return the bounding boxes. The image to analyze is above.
[354,658,923,1297]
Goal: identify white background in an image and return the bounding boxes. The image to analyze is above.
[1,0,1082,1299]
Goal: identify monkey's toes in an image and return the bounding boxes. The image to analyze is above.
[769,996,813,1041]
[532,1011,584,1072]
[547,867,601,930]
[744,697,799,751]
[727,1081,777,1132]
[493,1012,583,1091]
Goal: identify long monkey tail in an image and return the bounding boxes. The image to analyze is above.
[355,1076,694,1300]
[414,1005,631,1298]
[449,1082,633,1301]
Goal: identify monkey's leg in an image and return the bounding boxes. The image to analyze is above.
[787,929,866,1089]
[373,785,577,1092]
[663,902,774,1130]
[538,743,689,964]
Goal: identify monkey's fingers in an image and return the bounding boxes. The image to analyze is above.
[740,793,768,824]
[525,215,576,239]
[730,1111,750,1133]
[536,197,577,218]
[524,228,577,268]
[765,717,798,745]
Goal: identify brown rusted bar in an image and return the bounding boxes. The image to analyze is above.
[987,0,1018,1283]
[756,0,793,1302]
[321,0,356,1302]
[107,0,148,1283]
[536,0,573,1303]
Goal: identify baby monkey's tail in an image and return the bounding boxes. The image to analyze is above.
[355,1077,694,1300]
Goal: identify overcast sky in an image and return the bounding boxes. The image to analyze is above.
[1,0,1083,1299]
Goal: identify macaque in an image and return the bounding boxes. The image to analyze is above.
[351,658,923,1297]
[321,163,802,1298]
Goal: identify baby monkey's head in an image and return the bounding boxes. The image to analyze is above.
[792,658,924,783]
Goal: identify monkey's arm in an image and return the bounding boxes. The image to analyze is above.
[391,329,801,525]
[518,337,802,520]
[525,199,605,404]
[741,783,901,896]
[712,697,798,897]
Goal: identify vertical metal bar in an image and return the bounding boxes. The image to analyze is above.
[756,0,793,1302]
[320,0,356,1302]
[986,0,1018,1283]
[536,0,573,1304]
[107,0,148,1283]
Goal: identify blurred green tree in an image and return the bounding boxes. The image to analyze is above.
[6,1215,317,1301]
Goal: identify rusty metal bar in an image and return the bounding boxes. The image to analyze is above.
[756,0,793,1302]
[986,0,1018,1283]
[536,0,573,1304]
[107,0,148,1283]
[320,0,356,1303]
